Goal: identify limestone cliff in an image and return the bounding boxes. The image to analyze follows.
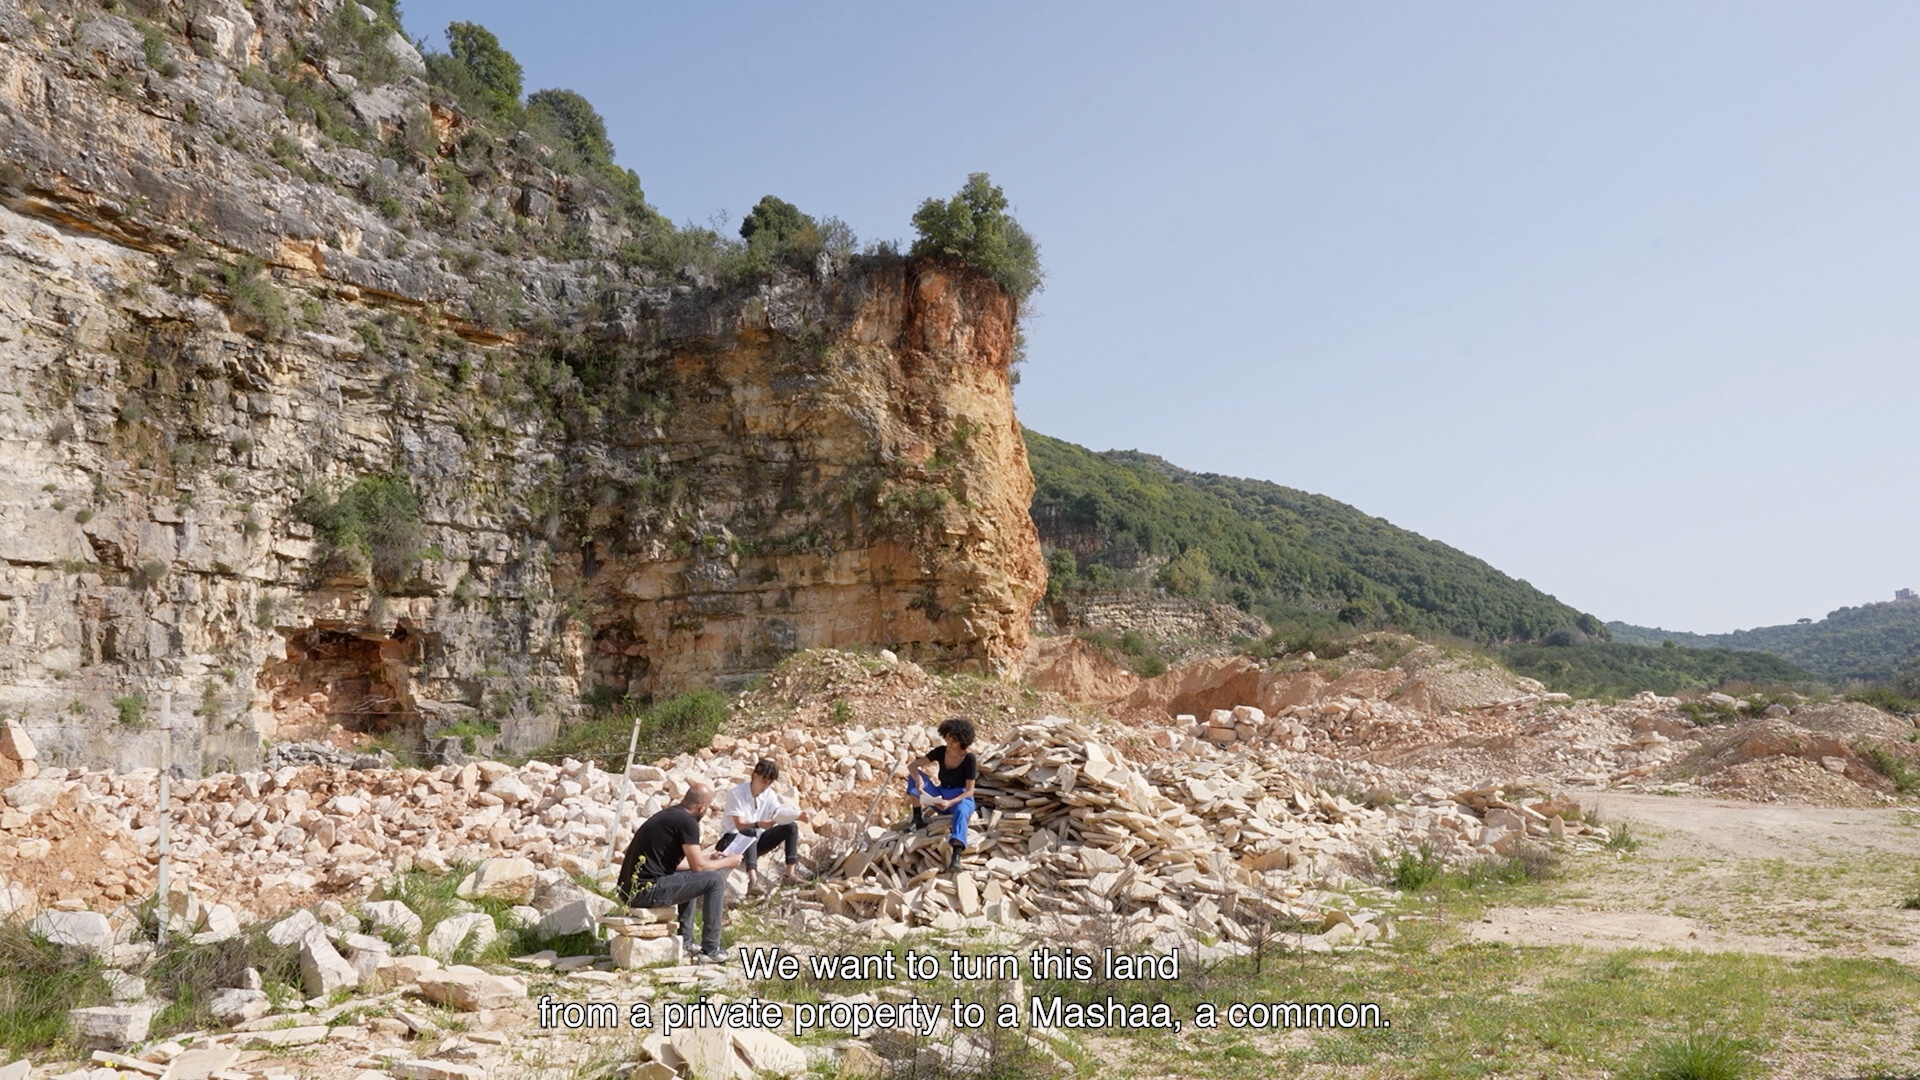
[0,0,1042,770]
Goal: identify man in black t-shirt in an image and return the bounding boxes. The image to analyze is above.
[616,781,742,963]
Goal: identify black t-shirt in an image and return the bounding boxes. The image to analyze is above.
[924,746,978,790]
[617,806,700,902]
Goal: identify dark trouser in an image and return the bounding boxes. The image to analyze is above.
[716,824,799,873]
[628,870,729,955]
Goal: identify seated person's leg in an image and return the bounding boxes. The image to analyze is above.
[698,871,727,956]
[678,899,696,950]
[755,824,796,866]
[948,795,975,847]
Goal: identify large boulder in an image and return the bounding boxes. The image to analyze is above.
[414,965,525,1011]
[459,858,537,903]
[424,912,497,961]
[0,720,36,765]
[536,895,613,939]
[361,900,423,941]
[610,935,681,969]
[208,988,271,1026]
[299,934,360,996]
[29,911,114,955]
[68,1005,153,1049]
[266,908,321,948]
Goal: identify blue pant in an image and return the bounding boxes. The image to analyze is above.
[906,776,974,848]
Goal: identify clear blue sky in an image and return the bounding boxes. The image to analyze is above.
[397,1,1920,633]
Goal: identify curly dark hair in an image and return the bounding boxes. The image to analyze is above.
[752,758,779,781]
[936,716,976,748]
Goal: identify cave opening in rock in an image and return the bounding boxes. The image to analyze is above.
[259,622,439,740]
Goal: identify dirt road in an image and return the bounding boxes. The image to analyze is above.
[1465,791,1920,960]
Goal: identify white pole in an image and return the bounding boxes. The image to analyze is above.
[605,709,645,869]
[155,689,173,948]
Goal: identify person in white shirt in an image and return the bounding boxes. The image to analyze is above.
[716,758,808,894]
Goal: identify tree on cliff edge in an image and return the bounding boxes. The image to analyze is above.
[910,173,1044,306]
[429,22,523,122]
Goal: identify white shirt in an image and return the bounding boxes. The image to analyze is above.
[722,781,782,834]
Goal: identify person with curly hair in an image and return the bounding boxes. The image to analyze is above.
[904,716,979,872]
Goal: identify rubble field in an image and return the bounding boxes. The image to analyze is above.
[1,643,1916,1078]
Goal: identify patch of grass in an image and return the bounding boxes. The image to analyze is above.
[431,717,500,756]
[0,923,113,1055]
[1632,1031,1763,1080]
[1382,841,1445,892]
[221,255,291,337]
[1077,628,1170,678]
[131,559,169,589]
[1847,686,1920,715]
[113,693,147,728]
[1860,744,1920,794]
[1607,821,1643,851]
[295,474,423,589]
[147,929,301,1033]
[377,865,503,955]
[1374,843,1555,905]
[530,689,730,768]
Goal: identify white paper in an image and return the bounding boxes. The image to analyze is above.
[722,833,757,856]
[918,792,941,809]
[773,805,801,826]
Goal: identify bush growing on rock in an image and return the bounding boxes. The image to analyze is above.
[432,22,523,122]
[296,475,425,590]
[910,173,1044,305]
[533,689,731,767]
[525,89,615,171]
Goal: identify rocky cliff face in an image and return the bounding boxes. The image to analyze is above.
[0,0,1042,771]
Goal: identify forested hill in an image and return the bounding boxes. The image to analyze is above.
[1025,431,1604,644]
[1609,600,1920,683]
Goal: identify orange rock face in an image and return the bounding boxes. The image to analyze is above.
[567,260,1045,696]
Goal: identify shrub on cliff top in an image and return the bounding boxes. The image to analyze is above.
[526,89,615,171]
[910,172,1044,305]
[740,195,814,247]
[427,22,523,122]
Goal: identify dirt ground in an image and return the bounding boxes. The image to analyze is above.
[1466,792,1920,961]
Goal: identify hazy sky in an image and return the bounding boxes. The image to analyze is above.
[397,1,1920,633]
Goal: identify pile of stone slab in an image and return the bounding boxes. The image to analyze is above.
[803,714,1503,950]
[601,906,684,968]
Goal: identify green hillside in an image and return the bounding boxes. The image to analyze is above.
[1496,641,1817,700]
[1609,600,1920,684]
[1025,431,1604,644]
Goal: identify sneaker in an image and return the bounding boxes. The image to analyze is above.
[696,948,730,965]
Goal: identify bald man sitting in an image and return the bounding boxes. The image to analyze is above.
[616,781,742,964]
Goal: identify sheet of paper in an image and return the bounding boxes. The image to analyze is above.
[722,833,757,856]
[773,805,801,825]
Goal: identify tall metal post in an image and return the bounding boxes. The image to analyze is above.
[155,689,172,948]
[605,710,644,869]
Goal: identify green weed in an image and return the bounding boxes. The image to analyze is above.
[1633,1031,1762,1080]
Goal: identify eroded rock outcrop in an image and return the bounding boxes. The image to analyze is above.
[0,0,1041,770]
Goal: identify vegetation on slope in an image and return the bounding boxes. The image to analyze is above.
[1026,431,1603,645]
[1609,600,1920,684]
[1496,641,1818,700]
